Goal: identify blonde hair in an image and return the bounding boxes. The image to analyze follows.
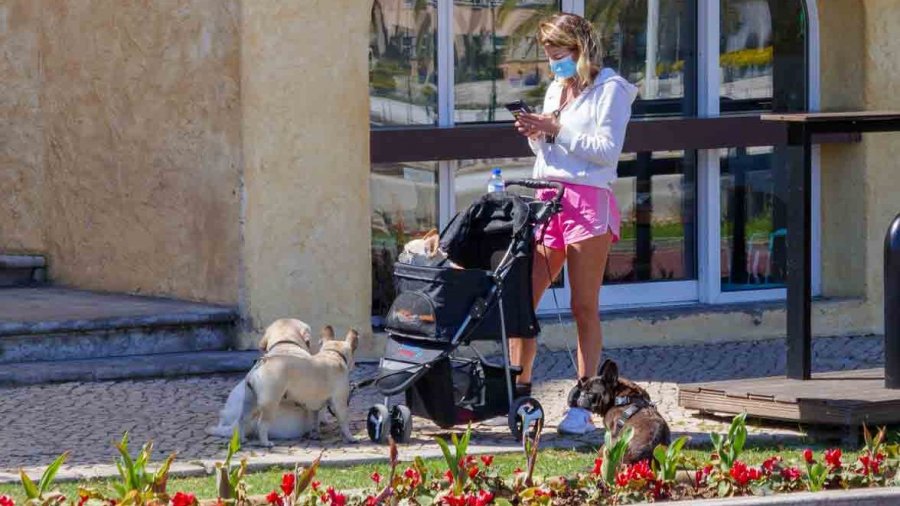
[538,13,600,89]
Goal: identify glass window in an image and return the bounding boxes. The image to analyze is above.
[369,0,438,126]
[608,150,697,283]
[453,1,560,123]
[586,0,697,116]
[720,0,806,113]
[719,146,787,291]
[370,162,439,323]
[454,156,536,212]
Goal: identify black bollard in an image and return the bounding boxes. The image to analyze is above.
[884,214,900,389]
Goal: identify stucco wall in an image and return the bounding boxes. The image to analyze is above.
[2,0,243,304]
[817,1,900,336]
[239,1,373,351]
[860,1,900,333]
[0,1,45,253]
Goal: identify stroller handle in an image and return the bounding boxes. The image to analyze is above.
[504,179,564,204]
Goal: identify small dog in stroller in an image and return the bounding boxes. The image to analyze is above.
[365,179,565,444]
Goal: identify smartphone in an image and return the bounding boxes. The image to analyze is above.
[504,100,533,118]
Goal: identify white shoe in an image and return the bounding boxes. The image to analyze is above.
[557,407,596,435]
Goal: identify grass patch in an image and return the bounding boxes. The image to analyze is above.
[0,444,872,502]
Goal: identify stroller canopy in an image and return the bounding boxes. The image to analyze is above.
[439,192,532,271]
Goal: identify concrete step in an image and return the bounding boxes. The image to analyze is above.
[0,287,238,364]
[0,255,47,287]
[0,350,258,386]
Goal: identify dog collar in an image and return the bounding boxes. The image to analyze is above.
[268,340,310,353]
[322,348,350,368]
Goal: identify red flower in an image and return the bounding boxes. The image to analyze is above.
[513,467,523,474]
[474,490,494,506]
[824,448,842,470]
[404,467,421,487]
[0,496,14,506]
[650,480,670,500]
[445,470,454,483]
[480,455,494,467]
[171,492,196,506]
[803,449,814,464]
[729,460,761,487]
[630,460,655,481]
[781,467,801,481]
[365,496,377,506]
[265,491,283,506]
[324,487,346,506]
[370,471,382,485]
[591,457,603,476]
[280,473,295,496]
[312,481,321,492]
[77,495,89,506]
[857,452,885,476]
[615,471,630,487]
[467,465,480,479]
[761,456,781,474]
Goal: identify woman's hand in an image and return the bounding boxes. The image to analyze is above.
[516,112,561,138]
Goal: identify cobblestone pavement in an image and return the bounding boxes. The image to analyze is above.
[0,335,884,481]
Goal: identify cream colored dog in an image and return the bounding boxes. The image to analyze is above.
[398,229,446,266]
[240,326,359,447]
[206,319,319,440]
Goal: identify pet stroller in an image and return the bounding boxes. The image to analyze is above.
[366,179,564,444]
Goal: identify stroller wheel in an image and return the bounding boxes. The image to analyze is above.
[390,405,413,444]
[366,404,391,444]
[508,396,544,443]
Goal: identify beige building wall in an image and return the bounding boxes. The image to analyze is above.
[0,1,45,253]
[1,0,243,304]
[239,0,373,351]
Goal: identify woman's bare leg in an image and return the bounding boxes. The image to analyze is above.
[565,233,613,379]
[509,243,566,384]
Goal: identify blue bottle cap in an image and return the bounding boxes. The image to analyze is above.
[492,167,502,175]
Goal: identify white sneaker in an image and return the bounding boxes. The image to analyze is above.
[557,407,596,435]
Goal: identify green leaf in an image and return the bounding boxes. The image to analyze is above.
[669,435,689,457]
[717,479,731,497]
[38,452,69,496]
[494,499,513,506]
[652,445,667,470]
[710,432,722,451]
[434,437,456,480]
[20,469,39,500]
[227,427,240,466]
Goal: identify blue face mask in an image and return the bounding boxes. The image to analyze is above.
[549,55,577,79]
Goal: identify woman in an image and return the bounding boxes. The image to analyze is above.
[510,13,637,435]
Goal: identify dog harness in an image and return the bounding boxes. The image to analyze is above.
[611,396,655,437]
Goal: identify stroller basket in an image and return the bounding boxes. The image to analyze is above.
[385,264,493,343]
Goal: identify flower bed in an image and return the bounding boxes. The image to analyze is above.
[4,415,900,505]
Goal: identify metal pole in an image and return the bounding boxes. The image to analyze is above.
[884,214,900,389]
[786,124,812,380]
[644,0,660,99]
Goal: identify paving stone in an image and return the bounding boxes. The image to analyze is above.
[0,335,884,482]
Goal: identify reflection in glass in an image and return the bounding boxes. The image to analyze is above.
[585,0,696,116]
[720,0,806,112]
[719,146,788,291]
[370,162,439,321]
[455,152,696,287]
[607,151,697,283]
[453,1,559,123]
[369,0,438,126]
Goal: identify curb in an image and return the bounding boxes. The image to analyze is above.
[685,487,900,505]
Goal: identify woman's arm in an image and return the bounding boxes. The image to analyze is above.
[553,82,632,166]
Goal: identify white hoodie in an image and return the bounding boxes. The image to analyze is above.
[529,68,639,189]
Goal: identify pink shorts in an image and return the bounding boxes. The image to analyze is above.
[535,182,621,250]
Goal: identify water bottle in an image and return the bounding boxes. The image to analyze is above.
[487,167,505,193]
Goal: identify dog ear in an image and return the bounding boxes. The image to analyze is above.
[345,329,359,352]
[257,332,269,351]
[320,325,335,341]
[600,359,618,385]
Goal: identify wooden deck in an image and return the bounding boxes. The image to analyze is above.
[678,368,900,426]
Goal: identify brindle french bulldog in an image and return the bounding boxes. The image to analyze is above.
[577,359,671,464]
